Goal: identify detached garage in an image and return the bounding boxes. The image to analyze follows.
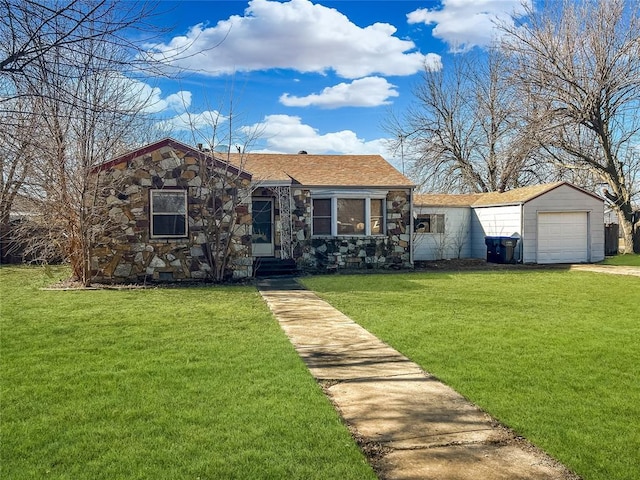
[414,182,605,264]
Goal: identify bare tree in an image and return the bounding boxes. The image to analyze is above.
[166,96,262,282]
[5,9,158,283]
[500,0,640,253]
[0,0,166,253]
[392,51,543,194]
[0,99,38,260]
[0,0,184,280]
[0,0,158,76]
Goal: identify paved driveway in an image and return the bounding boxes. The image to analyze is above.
[569,264,640,276]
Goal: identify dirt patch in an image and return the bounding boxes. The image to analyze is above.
[41,280,152,291]
[347,423,393,477]
[414,258,545,271]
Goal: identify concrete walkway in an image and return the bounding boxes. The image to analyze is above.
[569,264,640,277]
[257,278,578,480]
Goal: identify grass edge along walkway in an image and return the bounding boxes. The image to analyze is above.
[0,266,376,480]
[302,269,640,480]
[258,277,578,480]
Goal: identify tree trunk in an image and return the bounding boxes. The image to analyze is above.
[617,210,640,254]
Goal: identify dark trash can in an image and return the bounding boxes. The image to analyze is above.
[485,236,519,264]
[484,236,501,263]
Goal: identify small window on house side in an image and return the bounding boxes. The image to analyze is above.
[415,214,445,234]
[312,198,332,235]
[150,190,188,238]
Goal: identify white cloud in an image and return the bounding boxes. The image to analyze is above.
[147,0,435,78]
[120,77,193,114]
[163,91,192,111]
[407,0,530,52]
[242,114,392,155]
[142,89,192,113]
[279,77,399,109]
[157,110,227,132]
[98,76,190,114]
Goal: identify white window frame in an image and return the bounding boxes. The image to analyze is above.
[311,189,387,237]
[150,189,188,239]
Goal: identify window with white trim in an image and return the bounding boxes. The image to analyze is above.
[370,198,384,234]
[337,198,365,234]
[150,190,188,238]
[415,214,445,234]
[312,198,332,235]
[312,193,386,236]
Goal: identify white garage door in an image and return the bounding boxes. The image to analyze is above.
[537,212,588,264]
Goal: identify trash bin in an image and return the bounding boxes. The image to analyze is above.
[499,236,518,264]
[484,236,501,263]
[485,236,519,264]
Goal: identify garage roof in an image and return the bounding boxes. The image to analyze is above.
[415,182,602,207]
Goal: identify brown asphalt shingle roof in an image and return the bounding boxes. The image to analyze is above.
[228,153,414,188]
[97,138,412,188]
[415,182,601,207]
[471,182,565,206]
[413,193,480,207]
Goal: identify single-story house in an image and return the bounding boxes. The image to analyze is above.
[90,138,414,282]
[414,182,605,264]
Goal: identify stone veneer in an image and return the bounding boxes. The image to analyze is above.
[90,145,252,283]
[285,189,412,272]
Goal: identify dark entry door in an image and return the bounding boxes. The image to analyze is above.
[252,199,274,256]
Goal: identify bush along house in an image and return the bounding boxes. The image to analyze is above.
[89,138,415,282]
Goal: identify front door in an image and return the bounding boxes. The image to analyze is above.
[252,198,274,257]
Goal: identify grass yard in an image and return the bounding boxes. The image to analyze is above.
[0,266,376,480]
[602,253,640,266]
[303,270,640,480]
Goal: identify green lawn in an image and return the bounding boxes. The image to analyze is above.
[302,270,640,480]
[0,266,375,480]
[602,253,640,266]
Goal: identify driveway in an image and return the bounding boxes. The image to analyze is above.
[569,264,640,277]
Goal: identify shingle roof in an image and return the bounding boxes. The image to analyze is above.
[227,153,414,188]
[96,139,413,189]
[414,182,602,207]
[413,193,480,207]
[471,182,565,206]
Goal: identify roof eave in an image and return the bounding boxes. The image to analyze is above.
[302,184,414,189]
[92,137,252,181]
[472,201,525,208]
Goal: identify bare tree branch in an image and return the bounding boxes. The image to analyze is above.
[390,51,543,194]
[500,0,640,252]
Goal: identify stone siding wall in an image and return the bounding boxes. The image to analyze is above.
[91,145,252,283]
[288,189,412,272]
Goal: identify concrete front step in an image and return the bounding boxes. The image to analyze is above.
[253,258,299,277]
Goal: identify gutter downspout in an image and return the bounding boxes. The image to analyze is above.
[409,188,414,266]
[520,203,525,263]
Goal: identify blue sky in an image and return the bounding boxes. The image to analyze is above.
[137,0,529,167]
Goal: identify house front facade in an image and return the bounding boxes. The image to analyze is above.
[233,152,414,273]
[89,138,414,282]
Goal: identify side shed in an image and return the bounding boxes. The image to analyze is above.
[470,182,605,264]
[413,194,476,261]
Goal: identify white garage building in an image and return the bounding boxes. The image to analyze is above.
[414,182,605,264]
